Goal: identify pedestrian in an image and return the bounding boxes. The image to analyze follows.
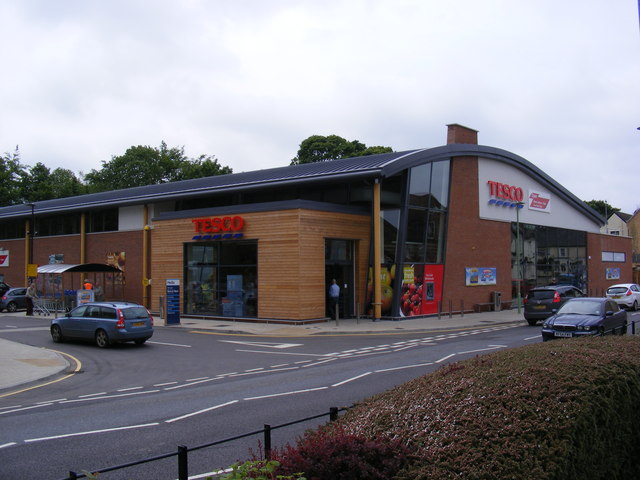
[329,279,340,319]
[26,280,37,316]
[83,278,93,290]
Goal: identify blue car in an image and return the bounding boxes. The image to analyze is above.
[50,302,154,348]
[541,297,627,341]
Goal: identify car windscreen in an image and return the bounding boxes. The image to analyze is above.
[122,307,150,320]
[607,287,628,295]
[557,300,601,316]
[527,290,555,300]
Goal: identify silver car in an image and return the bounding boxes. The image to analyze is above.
[50,302,154,348]
[606,283,640,311]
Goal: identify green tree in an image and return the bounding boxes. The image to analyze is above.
[0,146,26,206]
[49,168,87,199]
[290,135,393,165]
[585,199,620,218]
[85,142,232,192]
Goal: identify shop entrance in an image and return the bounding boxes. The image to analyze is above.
[325,239,355,318]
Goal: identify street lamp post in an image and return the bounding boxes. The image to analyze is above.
[515,202,524,313]
[28,203,35,265]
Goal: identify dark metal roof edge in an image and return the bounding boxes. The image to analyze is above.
[380,144,604,225]
[154,199,370,221]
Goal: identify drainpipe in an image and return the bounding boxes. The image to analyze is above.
[373,179,382,320]
[80,213,86,263]
[142,205,150,308]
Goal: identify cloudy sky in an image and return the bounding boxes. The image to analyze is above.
[1,1,638,213]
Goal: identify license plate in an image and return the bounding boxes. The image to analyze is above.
[554,331,572,338]
[612,295,621,299]
[132,321,146,327]
[534,305,546,310]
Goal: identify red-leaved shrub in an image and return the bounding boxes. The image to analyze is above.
[274,425,410,480]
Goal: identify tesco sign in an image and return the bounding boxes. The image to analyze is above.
[487,180,524,202]
[192,216,245,239]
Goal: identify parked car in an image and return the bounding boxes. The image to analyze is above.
[0,287,28,312]
[523,285,584,325]
[541,297,627,341]
[605,283,640,311]
[50,302,154,348]
[0,282,10,296]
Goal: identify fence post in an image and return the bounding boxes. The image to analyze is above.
[633,321,636,336]
[330,406,339,421]
[178,445,188,480]
[461,300,464,317]
[264,424,272,460]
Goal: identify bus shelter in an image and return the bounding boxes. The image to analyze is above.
[35,263,125,312]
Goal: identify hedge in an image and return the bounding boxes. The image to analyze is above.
[313,336,640,479]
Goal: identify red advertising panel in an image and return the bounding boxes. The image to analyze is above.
[400,264,444,316]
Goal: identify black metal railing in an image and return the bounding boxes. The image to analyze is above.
[60,406,347,480]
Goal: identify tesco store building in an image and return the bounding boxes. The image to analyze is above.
[0,124,631,323]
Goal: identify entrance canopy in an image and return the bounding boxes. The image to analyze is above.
[36,263,125,304]
[37,263,122,274]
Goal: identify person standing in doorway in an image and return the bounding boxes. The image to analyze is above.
[26,280,37,316]
[329,279,340,319]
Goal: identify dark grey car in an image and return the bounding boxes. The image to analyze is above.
[0,287,28,312]
[523,285,583,326]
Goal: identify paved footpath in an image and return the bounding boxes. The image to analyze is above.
[0,309,526,394]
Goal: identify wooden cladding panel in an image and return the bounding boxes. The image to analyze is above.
[150,209,370,320]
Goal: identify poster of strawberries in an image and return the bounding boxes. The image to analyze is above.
[400,264,443,316]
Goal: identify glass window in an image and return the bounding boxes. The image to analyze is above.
[382,209,400,264]
[430,161,450,209]
[408,164,431,207]
[184,241,258,318]
[425,211,446,263]
[405,208,427,263]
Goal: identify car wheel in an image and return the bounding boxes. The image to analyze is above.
[7,302,17,313]
[95,329,111,348]
[51,325,64,343]
[633,301,639,312]
[620,323,627,336]
[134,338,147,345]
[526,319,538,326]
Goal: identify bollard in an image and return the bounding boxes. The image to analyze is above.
[178,445,188,480]
[69,472,78,480]
[633,321,636,336]
[335,304,339,326]
[330,406,339,421]
[449,300,453,319]
[461,300,464,317]
[438,301,442,319]
[264,424,272,460]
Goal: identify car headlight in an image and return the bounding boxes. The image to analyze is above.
[543,320,553,328]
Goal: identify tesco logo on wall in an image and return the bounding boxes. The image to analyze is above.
[487,180,524,208]
[192,216,245,240]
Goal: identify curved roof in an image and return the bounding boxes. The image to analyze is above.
[0,144,603,224]
[37,263,122,274]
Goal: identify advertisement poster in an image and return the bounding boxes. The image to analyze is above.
[606,268,621,280]
[528,190,551,213]
[465,267,497,286]
[166,279,181,325]
[400,264,444,316]
[0,249,9,267]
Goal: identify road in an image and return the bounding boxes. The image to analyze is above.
[0,314,570,479]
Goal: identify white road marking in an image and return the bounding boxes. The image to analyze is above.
[220,340,303,349]
[117,386,144,392]
[78,392,107,398]
[60,390,159,403]
[331,372,371,387]
[244,386,328,401]
[0,403,52,416]
[147,341,192,348]
[375,362,434,373]
[165,400,238,423]
[25,423,159,443]
[435,353,456,363]
[0,442,17,449]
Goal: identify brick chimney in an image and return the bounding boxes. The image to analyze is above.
[446,123,479,145]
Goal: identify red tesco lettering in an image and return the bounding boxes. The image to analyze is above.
[487,180,524,202]
[192,216,245,233]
